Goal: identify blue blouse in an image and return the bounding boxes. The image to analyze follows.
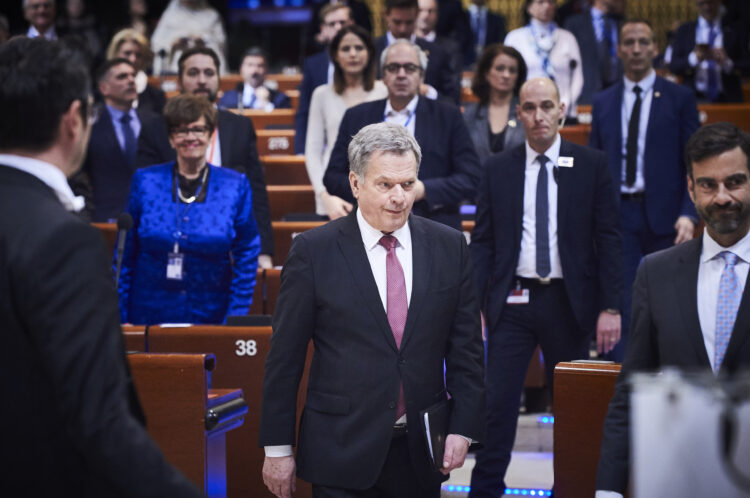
[118,163,260,324]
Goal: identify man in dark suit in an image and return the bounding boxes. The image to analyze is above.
[324,40,480,231]
[668,0,749,103]
[137,46,275,268]
[22,0,61,39]
[218,47,291,111]
[596,123,750,497]
[374,0,461,104]
[416,0,464,71]
[464,0,507,68]
[259,122,485,498]
[589,19,700,361]
[70,58,159,222]
[294,4,354,154]
[564,0,624,105]
[0,36,202,498]
[469,77,622,498]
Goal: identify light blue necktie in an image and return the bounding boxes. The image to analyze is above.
[536,155,551,278]
[714,251,740,371]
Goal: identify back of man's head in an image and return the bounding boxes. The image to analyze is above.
[0,37,90,152]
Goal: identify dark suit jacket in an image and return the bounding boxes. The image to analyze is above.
[137,84,167,114]
[596,238,750,493]
[0,165,202,497]
[564,10,623,105]
[294,50,330,154]
[258,210,485,489]
[589,76,700,235]
[669,18,749,102]
[137,108,274,256]
[217,85,292,110]
[375,36,462,105]
[470,140,622,334]
[72,106,159,222]
[462,98,525,164]
[462,9,506,68]
[323,97,482,230]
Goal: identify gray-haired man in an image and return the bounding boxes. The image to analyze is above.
[260,122,486,498]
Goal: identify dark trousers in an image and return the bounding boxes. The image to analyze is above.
[608,198,674,362]
[469,281,589,497]
[312,433,441,498]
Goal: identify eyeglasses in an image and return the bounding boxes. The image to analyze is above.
[383,63,421,75]
[172,126,211,137]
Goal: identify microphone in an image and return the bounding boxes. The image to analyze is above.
[114,213,133,289]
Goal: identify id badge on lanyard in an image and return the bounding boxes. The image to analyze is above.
[167,240,184,280]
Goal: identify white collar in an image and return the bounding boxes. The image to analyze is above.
[624,69,656,93]
[385,95,419,117]
[468,4,486,15]
[698,15,721,31]
[356,208,412,252]
[0,154,85,212]
[27,25,57,40]
[386,31,417,45]
[701,228,750,264]
[422,31,436,42]
[525,133,562,167]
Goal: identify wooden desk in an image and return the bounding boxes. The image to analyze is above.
[560,124,591,146]
[271,220,327,264]
[553,361,622,498]
[128,352,247,497]
[92,222,117,257]
[256,130,296,156]
[122,325,147,352]
[261,154,310,185]
[147,326,313,498]
[233,109,295,130]
[266,74,303,93]
[267,185,316,221]
[697,103,750,132]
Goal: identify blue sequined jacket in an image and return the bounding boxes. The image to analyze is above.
[118,163,260,324]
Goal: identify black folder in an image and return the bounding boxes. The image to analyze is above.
[420,398,452,470]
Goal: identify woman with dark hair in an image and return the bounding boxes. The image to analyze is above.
[305,24,387,219]
[118,94,260,325]
[463,44,527,163]
[504,0,583,119]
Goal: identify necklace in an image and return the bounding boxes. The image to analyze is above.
[177,166,208,204]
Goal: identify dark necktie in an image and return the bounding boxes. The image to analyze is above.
[119,113,137,168]
[626,85,642,187]
[378,235,407,419]
[536,155,551,278]
[707,26,719,102]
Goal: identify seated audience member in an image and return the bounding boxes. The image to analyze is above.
[435,0,472,54]
[138,46,275,268]
[564,0,625,105]
[416,0,463,70]
[464,0,507,68]
[107,28,166,113]
[71,58,159,222]
[218,47,291,111]
[306,25,387,219]
[308,0,372,52]
[324,40,481,230]
[669,0,749,103]
[294,4,354,154]
[57,0,103,61]
[505,0,583,119]
[0,36,202,498]
[375,0,461,104]
[463,44,526,164]
[119,94,260,325]
[596,122,750,497]
[23,0,60,40]
[150,0,226,75]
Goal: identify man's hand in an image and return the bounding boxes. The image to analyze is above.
[674,216,695,244]
[596,311,621,354]
[694,45,711,62]
[440,434,470,475]
[414,179,426,201]
[712,47,728,67]
[321,191,353,220]
[262,455,296,498]
[258,254,273,269]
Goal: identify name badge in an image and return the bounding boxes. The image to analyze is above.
[557,156,574,168]
[506,288,530,305]
[167,252,184,280]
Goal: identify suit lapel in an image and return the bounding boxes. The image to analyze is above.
[643,77,664,167]
[98,107,128,165]
[413,98,428,147]
[556,140,574,232]
[722,269,750,372]
[217,111,232,165]
[510,146,526,253]
[400,216,431,350]
[337,210,398,351]
[673,239,712,368]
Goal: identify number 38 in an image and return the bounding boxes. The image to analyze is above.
[235,339,258,356]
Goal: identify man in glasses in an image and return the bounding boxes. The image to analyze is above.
[137,46,275,269]
[324,39,480,231]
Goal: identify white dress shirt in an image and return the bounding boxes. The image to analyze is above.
[27,25,57,40]
[697,229,750,372]
[688,15,733,96]
[515,135,563,279]
[383,95,419,137]
[0,154,84,212]
[242,84,276,111]
[619,69,656,194]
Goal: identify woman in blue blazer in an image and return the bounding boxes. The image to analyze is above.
[118,94,260,324]
[463,44,527,164]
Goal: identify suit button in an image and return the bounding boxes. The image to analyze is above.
[388,401,396,409]
[398,358,406,365]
